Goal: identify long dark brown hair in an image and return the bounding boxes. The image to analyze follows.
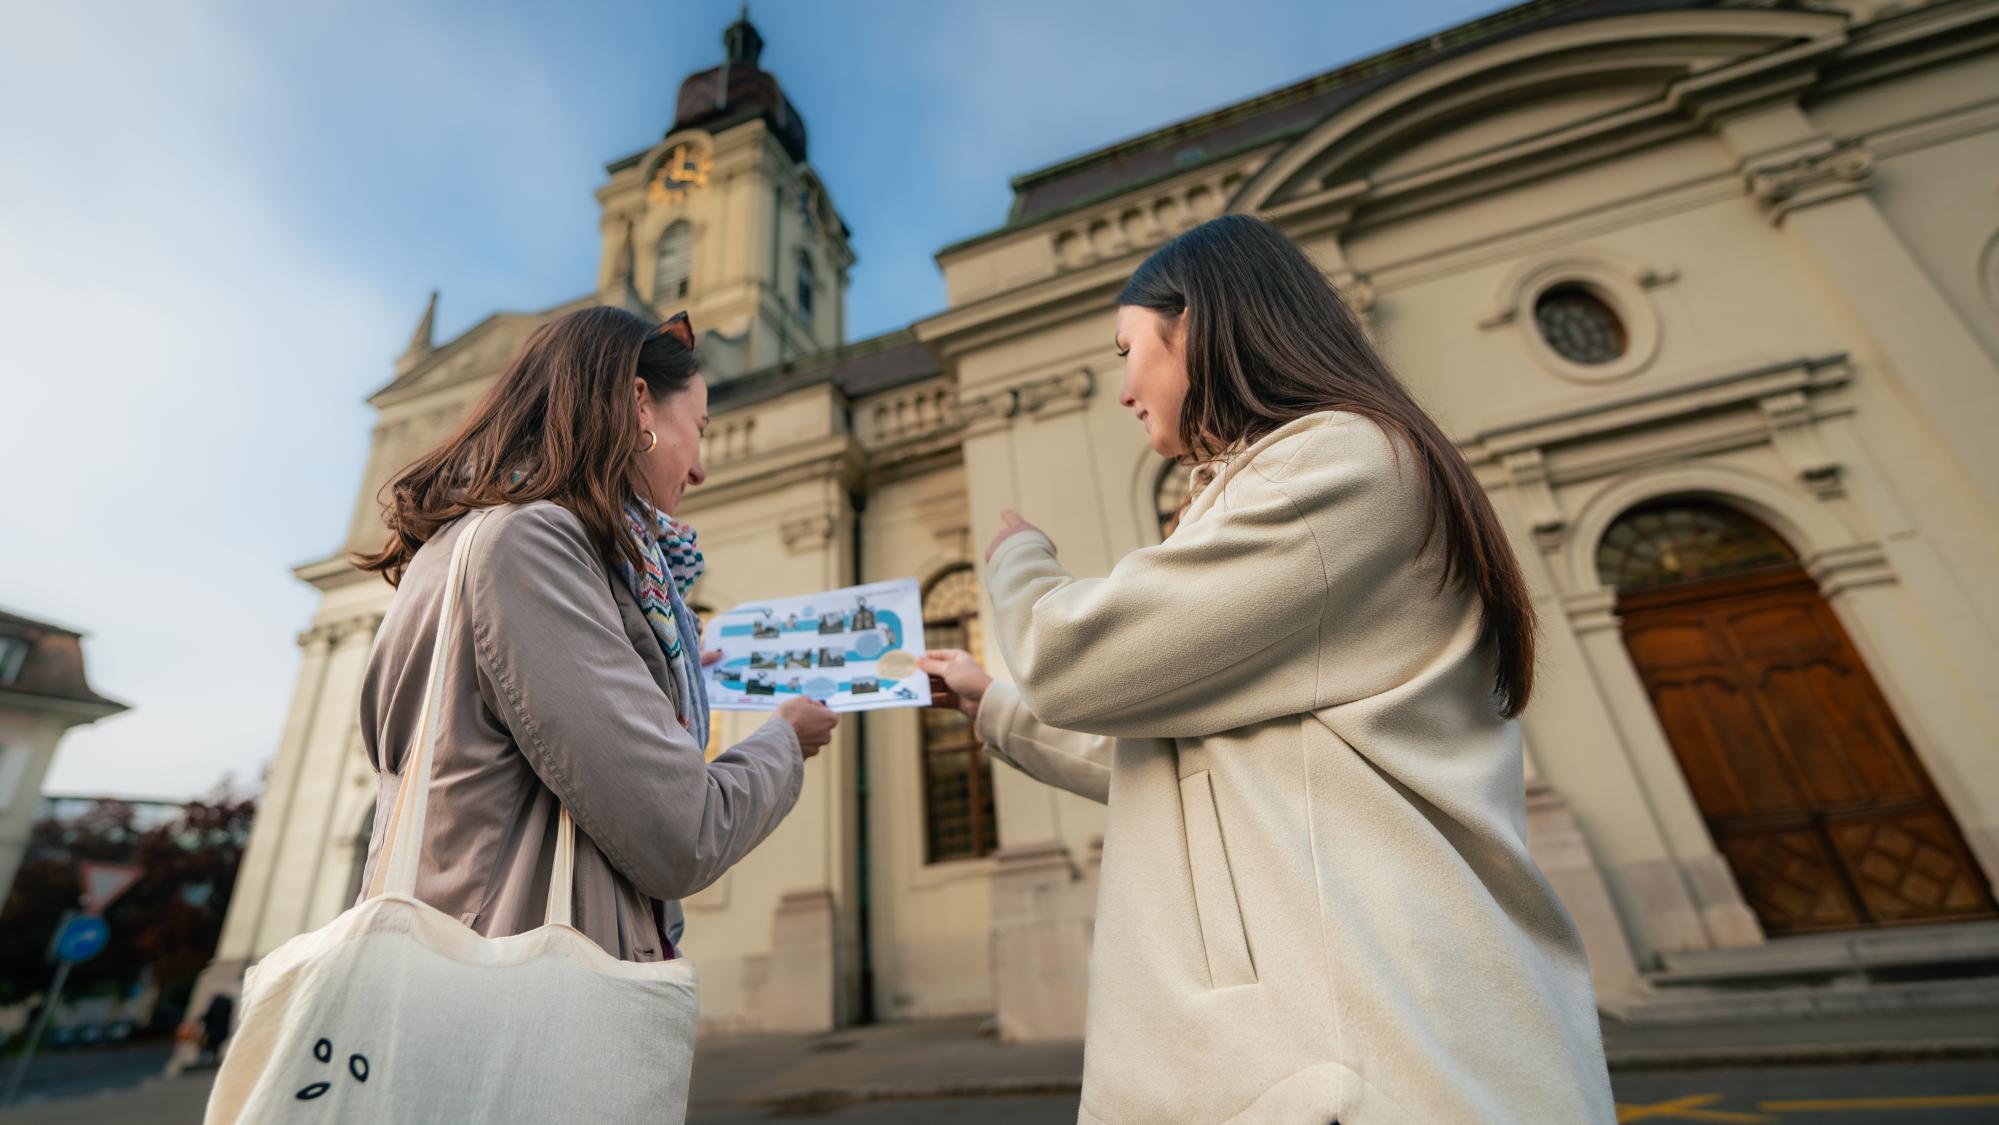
[355,306,700,585]
[1118,214,1537,718]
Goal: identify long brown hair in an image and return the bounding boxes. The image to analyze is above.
[1118,215,1537,718]
[355,306,700,585]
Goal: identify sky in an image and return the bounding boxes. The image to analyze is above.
[0,0,1494,800]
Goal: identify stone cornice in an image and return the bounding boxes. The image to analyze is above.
[293,555,382,595]
[1744,140,1876,225]
[678,433,863,514]
[915,258,1128,364]
[1461,352,1851,463]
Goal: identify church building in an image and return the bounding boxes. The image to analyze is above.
[189,0,1999,1048]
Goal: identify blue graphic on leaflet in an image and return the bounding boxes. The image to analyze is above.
[703,578,929,713]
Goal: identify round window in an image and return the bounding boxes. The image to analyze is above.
[1533,284,1626,366]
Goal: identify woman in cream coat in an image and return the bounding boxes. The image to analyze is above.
[922,216,1613,1124]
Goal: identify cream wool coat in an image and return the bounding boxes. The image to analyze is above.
[978,412,1614,1124]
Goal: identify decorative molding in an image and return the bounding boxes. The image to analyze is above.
[1464,353,1851,464]
[703,415,757,467]
[1332,270,1376,315]
[299,614,383,651]
[1746,141,1875,224]
[860,382,958,448]
[779,512,837,555]
[1016,368,1095,419]
[1757,389,1843,497]
[1501,449,1569,552]
[955,386,1019,437]
[1478,248,1674,385]
[1046,167,1247,275]
[1562,587,1623,636]
[1806,541,1896,598]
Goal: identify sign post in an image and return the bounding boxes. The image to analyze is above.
[2,866,141,1104]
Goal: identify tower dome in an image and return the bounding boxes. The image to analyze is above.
[671,9,808,162]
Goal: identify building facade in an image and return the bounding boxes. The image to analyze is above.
[195,0,1999,1042]
[0,611,126,908]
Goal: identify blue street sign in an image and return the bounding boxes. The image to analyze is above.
[54,916,109,964]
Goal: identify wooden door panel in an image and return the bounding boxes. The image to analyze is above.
[1620,566,1995,934]
[1646,671,1805,819]
[1828,811,1998,925]
[1623,618,1730,671]
[1722,601,1836,660]
[1717,828,1862,933]
[1756,662,1872,807]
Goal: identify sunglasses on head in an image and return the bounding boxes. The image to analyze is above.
[650,311,694,350]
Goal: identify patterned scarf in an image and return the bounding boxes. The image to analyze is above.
[616,502,710,755]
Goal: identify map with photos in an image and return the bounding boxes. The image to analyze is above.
[702,578,931,713]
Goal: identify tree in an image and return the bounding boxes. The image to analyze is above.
[0,785,255,1024]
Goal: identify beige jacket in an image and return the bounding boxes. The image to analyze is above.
[356,502,804,962]
[979,412,1613,1124]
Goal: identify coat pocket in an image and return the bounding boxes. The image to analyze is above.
[1179,770,1257,988]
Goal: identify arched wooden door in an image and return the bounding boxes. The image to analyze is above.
[1602,501,1995,935]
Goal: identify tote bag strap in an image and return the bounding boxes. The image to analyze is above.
[367,507,583,930]
[368,508,492,901]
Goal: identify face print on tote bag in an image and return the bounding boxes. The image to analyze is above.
[295,1036,372,1102]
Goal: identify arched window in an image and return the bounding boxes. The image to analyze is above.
[1155,460,1191,540]
[920,566,997,862]
[1595,500,1795,594]
[654,221,692,302]
[795,249,816,321]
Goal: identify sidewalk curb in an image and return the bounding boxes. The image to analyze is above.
[687,1042,1999,1109]
[691,1076,1085,1114]
[1606,1038,1999,1071]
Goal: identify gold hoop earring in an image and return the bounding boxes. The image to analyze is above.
[640,430,658,453]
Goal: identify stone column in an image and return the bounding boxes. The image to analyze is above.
[988,841,1092,1041]
[1718,103,1999,511]
[171,621,338,1073]
[1525,780,1647,1010]
[958,370,1107,1041]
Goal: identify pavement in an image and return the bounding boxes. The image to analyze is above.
[1,1007,1995,1123]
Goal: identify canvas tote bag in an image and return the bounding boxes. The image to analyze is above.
[206,509,699,1123]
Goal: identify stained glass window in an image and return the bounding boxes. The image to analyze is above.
[1534,284,1625,366]
[1596,502,1796,594]
[921,566,997,862]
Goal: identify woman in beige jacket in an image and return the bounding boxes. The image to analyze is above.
[922,216,1613,1124]
[353,307,837,964]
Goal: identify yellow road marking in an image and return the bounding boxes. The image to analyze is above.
[1759,1093,1999,1112]
[1616,1094,1778,1123]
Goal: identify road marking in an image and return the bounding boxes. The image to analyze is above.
[1616,1094,1778,1123]
[1759,1094,1999,1112]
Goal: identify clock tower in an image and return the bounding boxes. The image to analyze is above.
[593,12,852,379]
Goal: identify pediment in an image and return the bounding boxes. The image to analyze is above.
[1235,7,1846,215]
[369,306,576,408]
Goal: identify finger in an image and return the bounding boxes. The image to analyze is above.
[702,649,724,666]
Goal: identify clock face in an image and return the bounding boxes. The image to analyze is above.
[649,144,712,206]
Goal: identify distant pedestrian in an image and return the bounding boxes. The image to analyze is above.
[196,991,233,1064]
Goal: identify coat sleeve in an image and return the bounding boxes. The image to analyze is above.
[468,504,804,902]
[984,424,1411,740]
[974,678,1112,804]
